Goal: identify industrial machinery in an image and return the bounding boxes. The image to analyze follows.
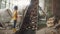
[0,8,12,28]
[15,0,39,34]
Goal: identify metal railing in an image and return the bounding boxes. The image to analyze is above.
[19,6,29,29]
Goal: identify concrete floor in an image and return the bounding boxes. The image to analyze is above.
[0,29,14,34]
[0,29,39,34]
[0,29,43,34]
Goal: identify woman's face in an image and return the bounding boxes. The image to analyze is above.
[47,17,55,27]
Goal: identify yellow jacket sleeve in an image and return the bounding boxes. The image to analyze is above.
[12,11,17,20]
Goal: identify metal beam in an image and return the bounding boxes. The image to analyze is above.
[0,0,2,9]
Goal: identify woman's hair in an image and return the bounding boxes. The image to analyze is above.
[14,6,18,10]
[46,15,54,21]
[54,16,60,25]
